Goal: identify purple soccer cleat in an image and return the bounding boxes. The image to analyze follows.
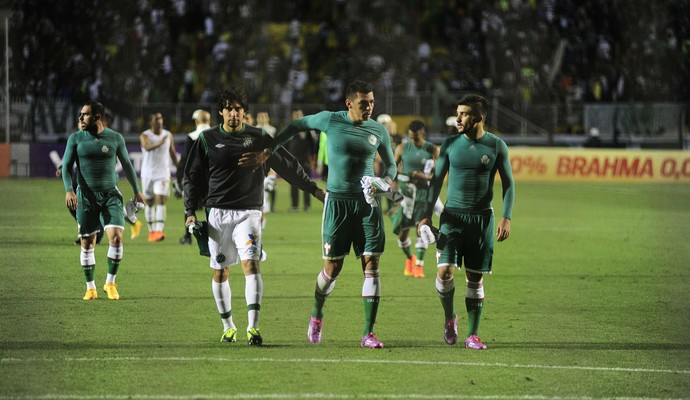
[307,316,322,344]
[465,334,488,350]
[361,333,384,349]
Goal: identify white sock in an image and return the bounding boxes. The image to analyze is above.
[106,273,116,284]
[316,269,336,296]
[436,275,455,293]
[245,274,263,329]
[362,269,381,297]
[145,205,155,231]
[155,204,166,232]
[212,280,235,331]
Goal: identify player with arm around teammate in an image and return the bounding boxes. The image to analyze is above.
[62,100,145,301]
[240,80,397,348]
[418,94,515,350]
[184,86,325,346]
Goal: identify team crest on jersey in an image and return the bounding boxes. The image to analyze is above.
[481,154,490,165]
[243,137,253,148]
[101,145,109,154]
[216,253,226,263]
[368,135,377,146]
[323,242,331,255]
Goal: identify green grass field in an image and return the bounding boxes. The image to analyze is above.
[1,178,689,399]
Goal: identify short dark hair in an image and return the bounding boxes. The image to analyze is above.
[408,120,426,133]
[103,111,113,127]
[345,80,373,100]
[458,94,489,118]
[84,100,105,120]
[218,86,249,114]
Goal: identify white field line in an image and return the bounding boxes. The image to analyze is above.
[1,356,688,375]
[0,393,687,400]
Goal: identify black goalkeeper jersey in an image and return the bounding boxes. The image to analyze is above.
[183,124,317,213]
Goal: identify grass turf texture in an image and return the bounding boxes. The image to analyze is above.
[1,178,689,399]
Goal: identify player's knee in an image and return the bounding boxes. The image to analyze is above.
[436,265,454,281]
[414,236,428,250]
[466,279,485,299]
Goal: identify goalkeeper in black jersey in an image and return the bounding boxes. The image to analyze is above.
[184,86,324,346]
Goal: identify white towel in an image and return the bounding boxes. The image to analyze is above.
[361,176,404,207]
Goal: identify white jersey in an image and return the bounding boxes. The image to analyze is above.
[140,128,173,180]
[188,123,210,141]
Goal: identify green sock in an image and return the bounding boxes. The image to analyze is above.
[465,297,484,337]
[401,246,412,258]
[362,297,380,336]
[312,292,327,319]
[82,265,95,283]
[415,249,426,262]
[107,258,120,275]
[438,288,456,321]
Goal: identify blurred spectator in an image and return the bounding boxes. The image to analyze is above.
[583,127,602,148]
[9,0,690,115]
[256,112,277,136]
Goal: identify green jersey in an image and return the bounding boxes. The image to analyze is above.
[400,141,436,180]
[62,128,139,194]
[428,131,514,219]
[271,111,396,194]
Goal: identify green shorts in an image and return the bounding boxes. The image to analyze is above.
[322,192,386,260]
[76,187,125,236]
[437,208,494,274]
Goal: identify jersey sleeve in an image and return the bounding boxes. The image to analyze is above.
[177,135,195,186]
[61,133,78,192]
[115,132,141,195]
[270,111,332,153]
[497,140,515,219]
[377,126,397,180]
[424,138,451,218]
[183,133,209,213]
[266,147,318,196]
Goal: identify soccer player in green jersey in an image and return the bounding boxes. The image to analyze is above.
[418,94,515,350]
[62,101,145,301]
[240,80,397,348]
[391,120,439,278]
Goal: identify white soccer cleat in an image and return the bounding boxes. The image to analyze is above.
[125,200,145,224]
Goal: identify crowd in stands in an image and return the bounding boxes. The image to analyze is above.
[10,0,690,121]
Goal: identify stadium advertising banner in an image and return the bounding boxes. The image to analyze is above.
[510,148,690,183]
[5,144,690,183]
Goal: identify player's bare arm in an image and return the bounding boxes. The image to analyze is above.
[169,139,179,167]
[140,133,165,151]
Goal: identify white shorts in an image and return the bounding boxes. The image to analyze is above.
[207,208,263,269]
[141,177,170,199]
